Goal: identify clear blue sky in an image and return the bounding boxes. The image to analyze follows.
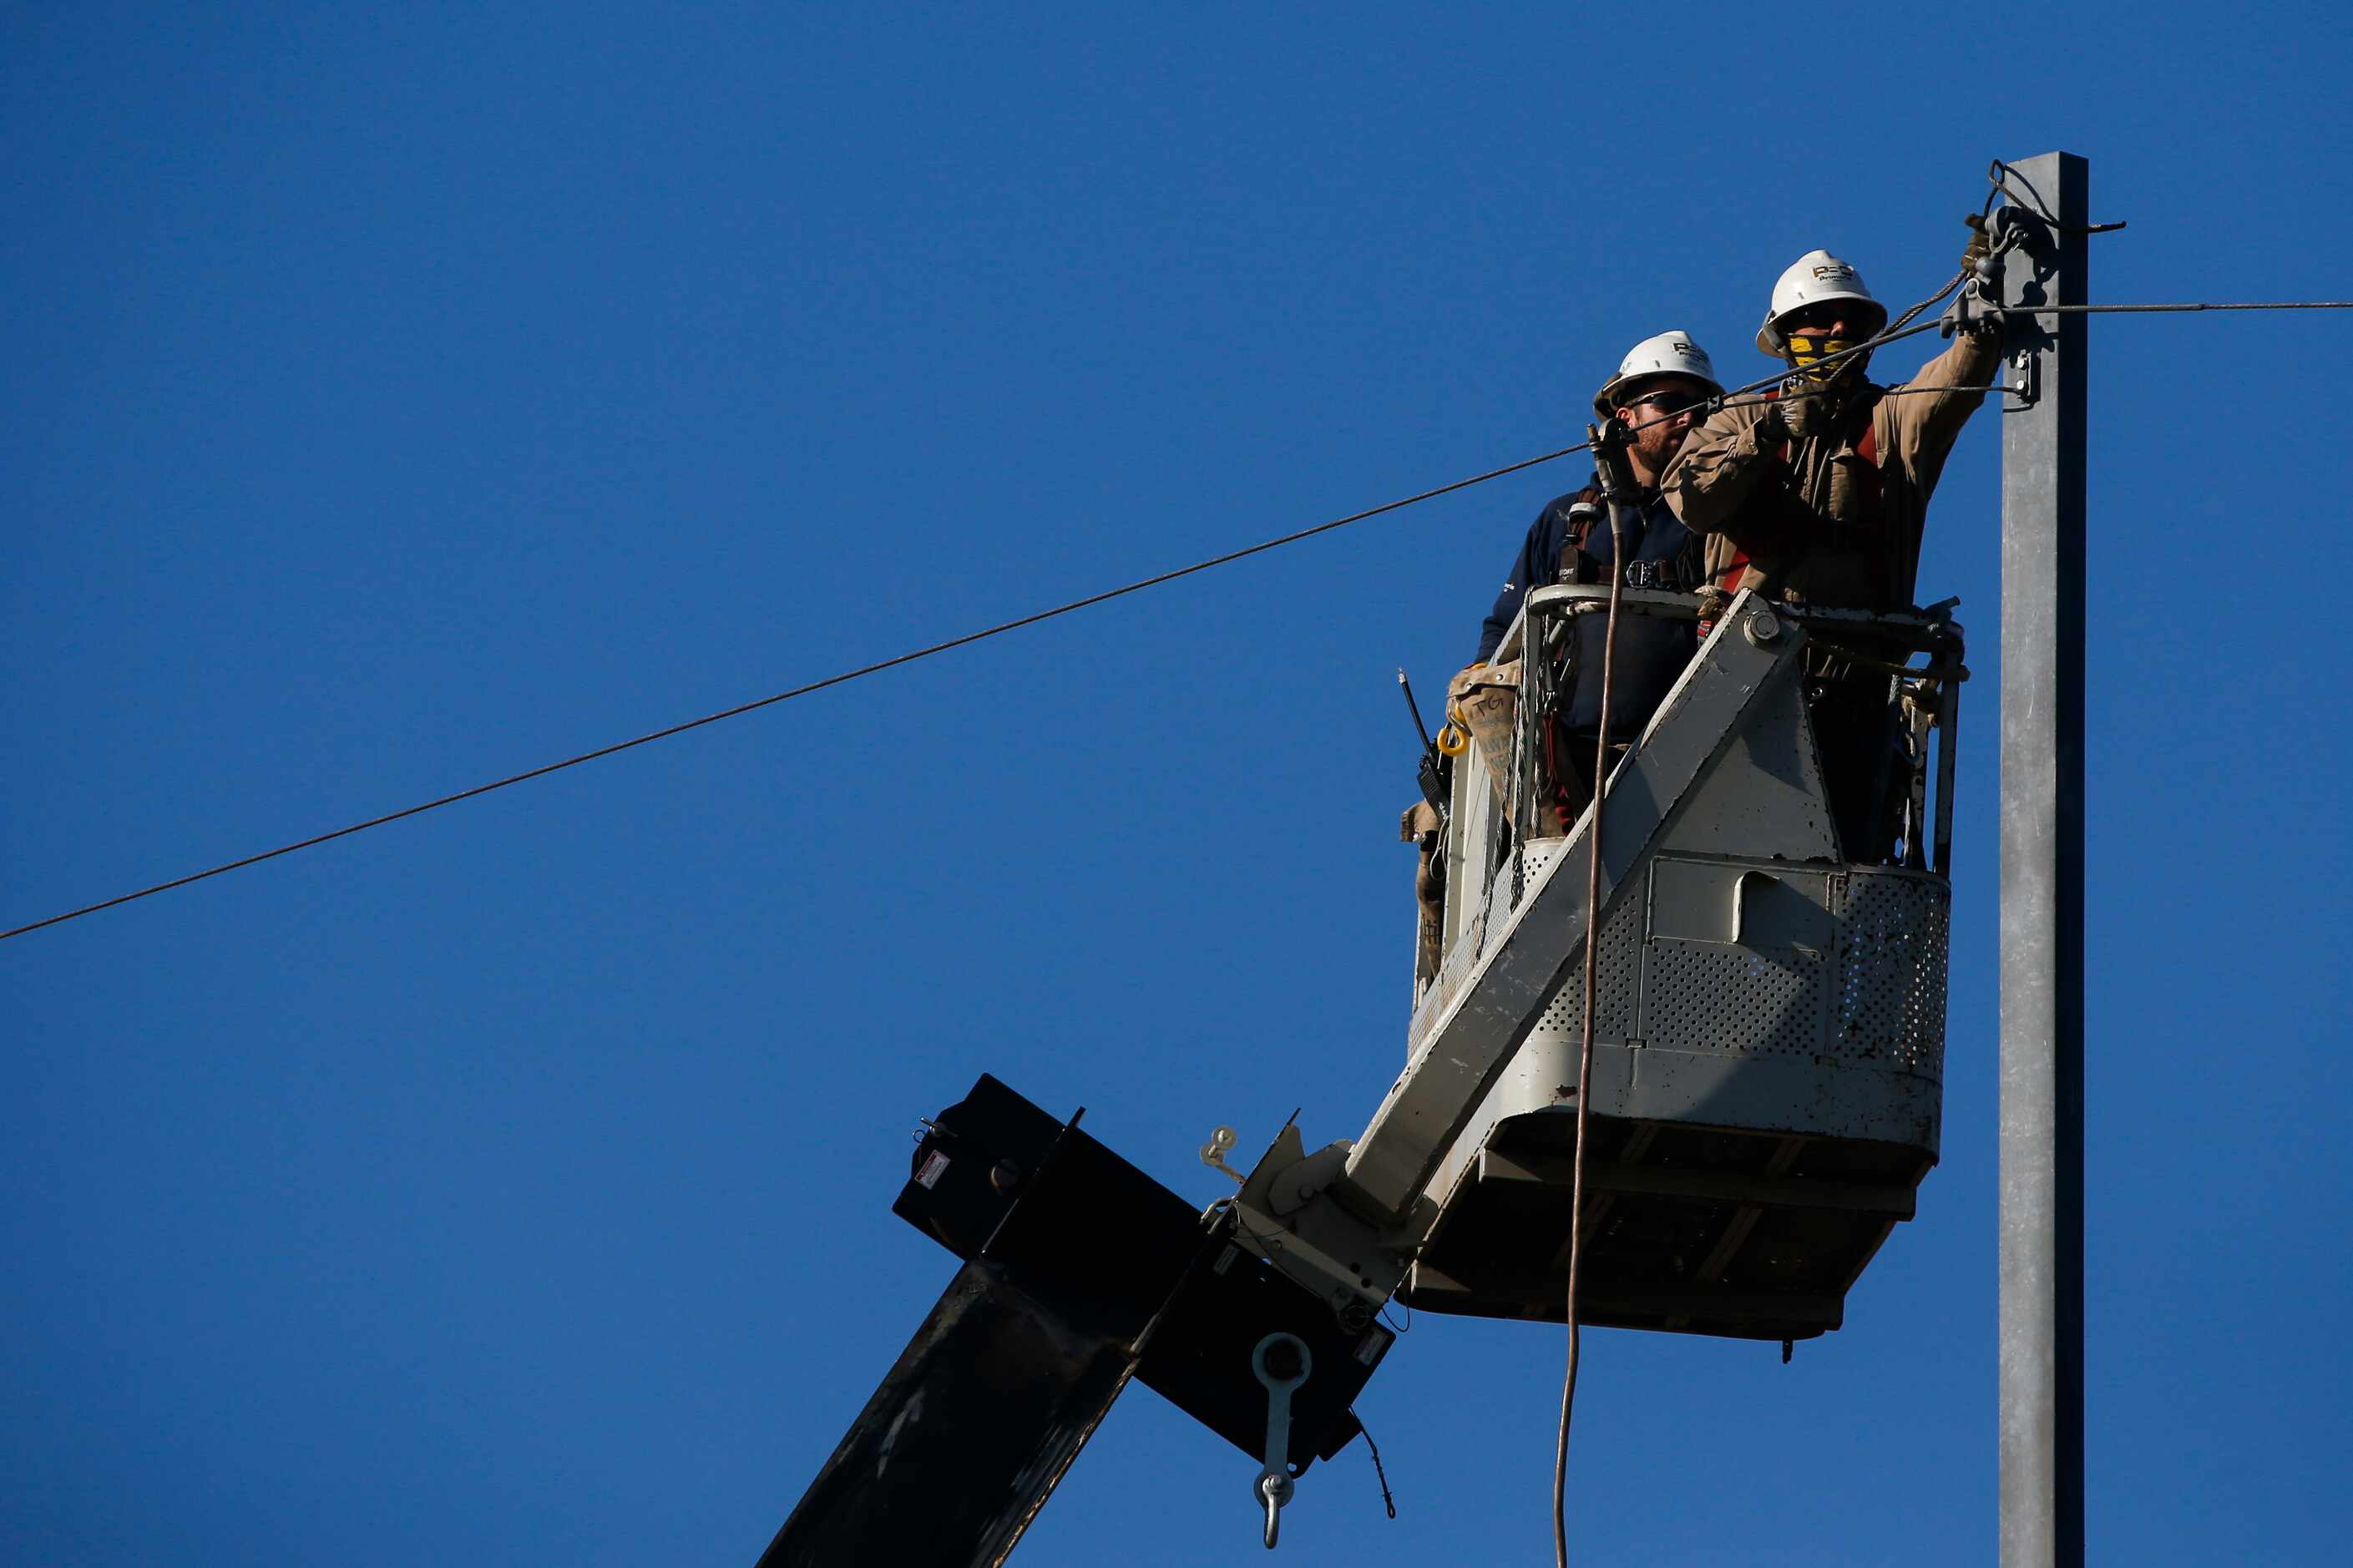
[8,4,2350,1564]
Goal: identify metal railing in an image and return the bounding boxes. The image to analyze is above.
[1418,589,1966,1016]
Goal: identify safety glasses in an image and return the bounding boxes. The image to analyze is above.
[1625,389,1711,416]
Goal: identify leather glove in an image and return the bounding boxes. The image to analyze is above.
[1780,384,1839,440]
[1961,212,1993,277]
[1752,399,1791,448]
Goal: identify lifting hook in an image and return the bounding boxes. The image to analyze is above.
[1250,1333,1312,1549]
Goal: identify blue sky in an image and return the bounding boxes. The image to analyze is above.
[7,4,2350,1564]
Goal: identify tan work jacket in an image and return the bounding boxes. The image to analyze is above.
[1659,331,2003,613]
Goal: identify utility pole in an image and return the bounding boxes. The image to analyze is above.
[1996,150,2087,1568]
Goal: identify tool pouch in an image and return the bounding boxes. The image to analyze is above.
[1447,660,1521,815]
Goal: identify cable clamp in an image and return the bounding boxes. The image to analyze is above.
[1940,276,2003,340]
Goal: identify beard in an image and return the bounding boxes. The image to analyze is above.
[1634,421,1688,474]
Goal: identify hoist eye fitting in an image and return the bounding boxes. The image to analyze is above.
[1249,1333,1313,1550]
[1435,724,1469,756]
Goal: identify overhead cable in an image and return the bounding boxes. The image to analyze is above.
[10,294,2349,944]
[1996,300,2353,314]
[1,441,1591,942]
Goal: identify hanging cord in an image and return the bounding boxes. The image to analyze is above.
[1551,418,1641,1568]
[1359,1416,1399,1520]
[1538,320,1936,1565]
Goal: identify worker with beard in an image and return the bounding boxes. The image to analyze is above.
[1659,241,2004,858]
[1407,332,1721,993]
[1462,331,1723,817]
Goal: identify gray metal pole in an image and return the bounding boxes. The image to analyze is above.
[1996,151,2087,1568]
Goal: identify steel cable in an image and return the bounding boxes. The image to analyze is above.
[3,444,1593,942]
[8,286,2346,943]
[1998,300,2353,314]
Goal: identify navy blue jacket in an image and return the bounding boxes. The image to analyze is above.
[1474,478,1701,740]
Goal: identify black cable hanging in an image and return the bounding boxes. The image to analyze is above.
[1358,1416,1399,1520]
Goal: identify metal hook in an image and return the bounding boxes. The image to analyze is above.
[1250,1333,1312,1550]
[1259,1470,1292,1548]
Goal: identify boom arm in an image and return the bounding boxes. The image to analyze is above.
[763,588,1963,1561]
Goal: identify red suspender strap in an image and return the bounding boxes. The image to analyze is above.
[1723,549,1749,596]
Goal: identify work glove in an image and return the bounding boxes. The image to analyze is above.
[1779,382,1840,440]
[1961,212,1994,279]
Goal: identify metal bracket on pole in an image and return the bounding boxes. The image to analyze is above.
[1996,149,2088,1568]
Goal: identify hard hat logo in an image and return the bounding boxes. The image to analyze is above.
[1592,330,1724,421]
[1758,250,1887,358]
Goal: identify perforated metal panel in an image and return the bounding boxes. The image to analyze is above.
[1407,882,1500,1057]
[1525,894,1644,1048]
[1831,873,1950,1076]
[1516,837,1569,912]
[1507,860,1945,1075]
[1639,940,1828,1056]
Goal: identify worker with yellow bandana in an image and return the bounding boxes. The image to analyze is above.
[1660,243,2004,858]
[1662,246,2003,617]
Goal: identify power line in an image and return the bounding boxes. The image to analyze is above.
[10,293,2347,945]
[2,440,1591,943]
[1997,300,2353,313]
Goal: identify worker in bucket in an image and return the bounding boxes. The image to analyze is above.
[1659,237,2004,857]
[1406,334,1721,987]
[1456,331,1723,822]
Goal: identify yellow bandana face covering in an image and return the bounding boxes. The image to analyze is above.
[1784,333,1854,367]
[1784,333,1864,385]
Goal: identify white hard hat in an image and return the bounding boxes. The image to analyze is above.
[1591,331,1723,420]
[1755,250,1887,357]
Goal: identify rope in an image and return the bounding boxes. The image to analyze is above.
[1553,426,1641,1568]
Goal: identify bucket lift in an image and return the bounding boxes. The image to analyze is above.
[761,586,1965,1563]
[1389,584,1962,1338]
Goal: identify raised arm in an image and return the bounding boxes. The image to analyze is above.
[1658,399,1784,534]
[1877,325,2004,487]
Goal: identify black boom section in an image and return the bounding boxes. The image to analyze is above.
[758,1076,1393,1566]
[757,1257,1136,1568]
